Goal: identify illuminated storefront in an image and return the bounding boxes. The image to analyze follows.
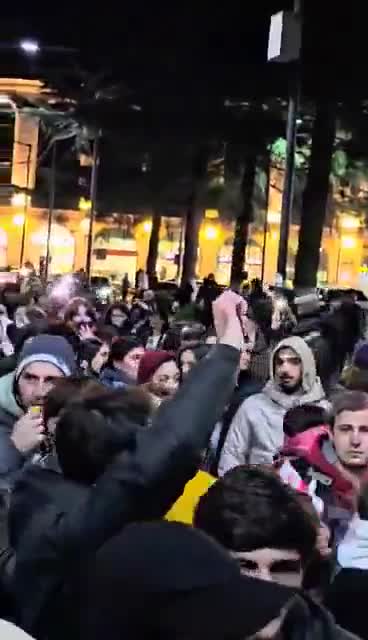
[29,223,75,274]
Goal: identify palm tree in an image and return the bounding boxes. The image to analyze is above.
[181,145,210,284]
[230,148,258,287]
[294,102,337,289]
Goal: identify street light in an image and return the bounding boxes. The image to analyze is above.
[143,220,153,234]
[268,0,303,285]
[19,39,40,55]
[11,193,30,208]
[13,214,25,226]
[204,224,218,240]
[85,134,100,282]
[12,141,32,267]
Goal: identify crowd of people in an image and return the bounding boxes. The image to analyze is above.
[0,268,367,638]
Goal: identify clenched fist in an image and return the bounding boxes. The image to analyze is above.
[213,290,247,351]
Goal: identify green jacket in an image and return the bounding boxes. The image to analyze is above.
[0,372,24,483]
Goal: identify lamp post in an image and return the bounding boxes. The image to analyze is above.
[176,217,185,282]
[45,142,57,281]
[85,133,100,282]
[260,160,271,285]
[13,141,32,267]
[269,0,303,285]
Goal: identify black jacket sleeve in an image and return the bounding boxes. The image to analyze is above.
[43,344,239,554]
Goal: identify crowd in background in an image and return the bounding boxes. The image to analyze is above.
[0,265,367,638]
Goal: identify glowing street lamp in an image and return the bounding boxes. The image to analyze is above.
[19,39,40,55]
[13,213,25,226]
[78,197,91,212]
[204,224,218,240]
[11,192,30,208]
[339,215,361,230]
[143,220,153,234]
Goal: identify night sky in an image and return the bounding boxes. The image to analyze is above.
[3,1,365,101]
[3,0,367,213]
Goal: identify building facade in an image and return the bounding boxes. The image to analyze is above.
[0,78,366,291]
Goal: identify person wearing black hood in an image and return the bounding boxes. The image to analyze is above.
[76,521,296,640]
[99,337,144,388]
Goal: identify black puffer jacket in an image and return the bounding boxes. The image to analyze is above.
[9,344,239,639]
[282,594,360,640]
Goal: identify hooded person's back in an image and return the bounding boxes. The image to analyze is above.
[219,336,329,474]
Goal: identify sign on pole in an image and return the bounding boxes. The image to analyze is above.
[268,11,301,63]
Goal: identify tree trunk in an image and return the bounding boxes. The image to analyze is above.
[230,150,258,288]
[182,199,202,284]
[181,147,209,284]
[294,102,336,290]
[146,210,161,282]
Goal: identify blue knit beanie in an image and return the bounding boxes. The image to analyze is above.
[15,334,77,380]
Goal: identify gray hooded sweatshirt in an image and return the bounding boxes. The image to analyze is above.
[218,336,330,475]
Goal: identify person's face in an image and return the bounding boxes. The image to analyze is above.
[119,347,145,381]
[274,348,302,392]
[231,548,303,588]
[180,349,197,378]
[110,309,128,329]
[71,305,94,331]
[333,409,368,470]
[91,343,110,374]
[18,362,65,409]
[150,360,180,399]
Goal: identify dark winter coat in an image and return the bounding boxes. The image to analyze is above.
[326,568,368,639]
[8,343,240,639]
[281,594,360,640]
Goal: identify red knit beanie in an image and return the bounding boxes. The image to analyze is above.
[137,351,176,385]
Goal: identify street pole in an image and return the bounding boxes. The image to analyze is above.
[176,216,185,282]
[261,157,271,285]
[19,143,32,267]
[45,142,57,281]
[85,133,100,283]
[276,0,302,286]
